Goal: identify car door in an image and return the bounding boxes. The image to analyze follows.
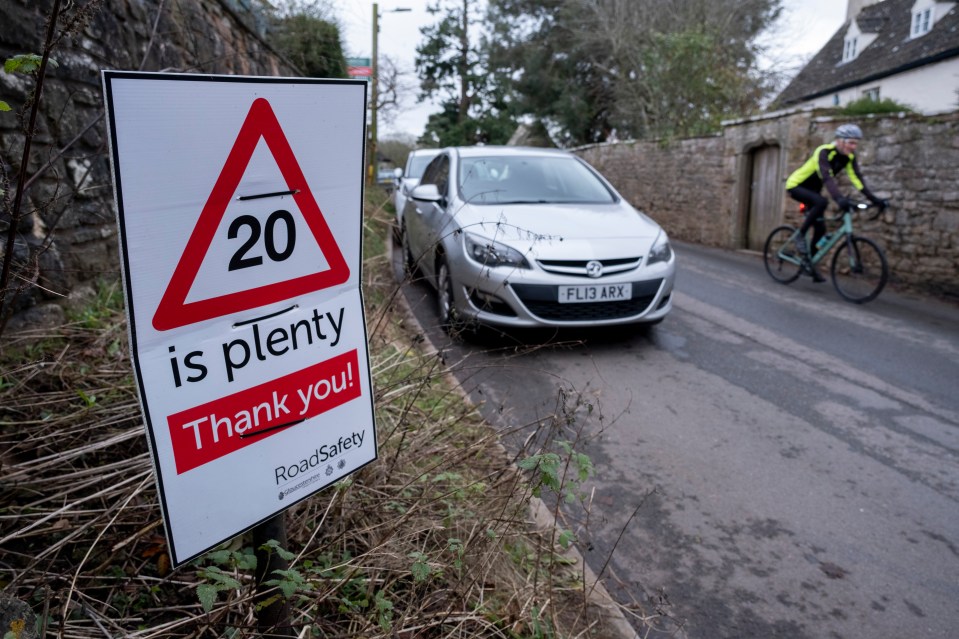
[406,153,450,281]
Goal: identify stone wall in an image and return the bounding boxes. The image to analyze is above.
[577,110,959,300]
[575,136,730,247]
[0,0,298,315]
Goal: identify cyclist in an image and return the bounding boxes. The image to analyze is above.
[785,123,888,282]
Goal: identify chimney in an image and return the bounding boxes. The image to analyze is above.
[847,0,884,21]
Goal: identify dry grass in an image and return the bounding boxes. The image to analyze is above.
[0,191,634,638]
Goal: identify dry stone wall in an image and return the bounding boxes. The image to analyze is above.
[0,0,298,315]
[577,110,959,300]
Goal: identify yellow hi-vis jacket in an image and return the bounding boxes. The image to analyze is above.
[785,143,869,202]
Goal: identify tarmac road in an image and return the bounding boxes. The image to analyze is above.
[393,239,959,638]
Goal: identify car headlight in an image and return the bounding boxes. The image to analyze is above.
[647,232,672,266]
[464,232,530,269]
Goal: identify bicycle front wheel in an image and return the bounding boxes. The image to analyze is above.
[830,236,888,303]
[763,225,803,284]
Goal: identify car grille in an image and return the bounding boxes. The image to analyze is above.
[510,280,662,321]
[537,257,641,277]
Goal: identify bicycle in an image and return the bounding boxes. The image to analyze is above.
[763,201,889,304]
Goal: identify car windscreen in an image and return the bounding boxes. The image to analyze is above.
[458,155,616,204]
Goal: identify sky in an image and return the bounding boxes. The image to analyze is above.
[334,0,851,140]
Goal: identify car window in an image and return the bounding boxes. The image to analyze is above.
[458,155,616,204]
[407,153,438,179]
[420,154,450,196]
[419,155,443,187]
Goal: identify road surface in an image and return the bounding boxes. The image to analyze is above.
[394,240,959,638]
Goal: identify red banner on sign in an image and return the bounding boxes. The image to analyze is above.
[167,350,361,474]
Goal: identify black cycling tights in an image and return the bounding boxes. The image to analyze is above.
[787,186,827,248]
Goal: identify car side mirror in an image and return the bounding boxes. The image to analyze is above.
[393,167,403,179]
[410,184,442,203]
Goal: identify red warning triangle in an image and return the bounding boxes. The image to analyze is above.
[152,98,350,331]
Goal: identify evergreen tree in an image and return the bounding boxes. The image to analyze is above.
[270,0,348,78]
[416,0,515,146]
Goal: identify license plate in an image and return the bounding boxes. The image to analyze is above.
[558,283,632,303]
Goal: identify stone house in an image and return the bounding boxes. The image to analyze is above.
[775,0,959,113]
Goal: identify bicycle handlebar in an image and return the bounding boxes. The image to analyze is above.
[825,200,886,223]
[856,200,886,222]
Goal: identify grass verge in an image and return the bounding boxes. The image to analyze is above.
[0,187,632,638]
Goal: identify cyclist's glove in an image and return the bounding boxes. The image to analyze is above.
[836,197,853,212]
[867,194,889,211]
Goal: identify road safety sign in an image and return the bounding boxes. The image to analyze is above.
[103,72,376,566]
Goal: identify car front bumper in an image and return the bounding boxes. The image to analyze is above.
[450,260,676,329]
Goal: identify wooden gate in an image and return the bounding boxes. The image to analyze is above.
[746,144,782,250]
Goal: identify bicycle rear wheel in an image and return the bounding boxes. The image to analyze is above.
[763,225,803,284]
[830,236,888,303]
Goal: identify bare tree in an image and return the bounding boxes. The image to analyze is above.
[375,54,416,129]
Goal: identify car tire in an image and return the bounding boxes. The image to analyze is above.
[401,219,418,277]
[436,256,460,333]
[392,215,402,244]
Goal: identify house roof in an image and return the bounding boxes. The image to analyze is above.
[774,0,959,107]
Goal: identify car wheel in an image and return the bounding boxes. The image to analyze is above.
[392,214,402,243]
[436,256,459,332]
[401,219,418,277]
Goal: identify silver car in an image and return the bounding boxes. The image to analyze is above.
[393,148,442,230]
[400,146,676,331]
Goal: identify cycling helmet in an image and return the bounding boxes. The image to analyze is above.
[835,123,863,139]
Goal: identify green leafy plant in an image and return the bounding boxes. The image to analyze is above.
[65,280,124,328]
[409,551,432,583]
[447,537,464,573]
[840,96,913,115]
[557,529,576,550]
[518,439,593,504]
[196,566,243,613]
[264,568,313,600]
[4,54,58,75]
[194,546,257,612]
[528,605,556,639]
[76,389,96,407]
[373,591,394,631]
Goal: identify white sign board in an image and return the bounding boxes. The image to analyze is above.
[103,72,376,566]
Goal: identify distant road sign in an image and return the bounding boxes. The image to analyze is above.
[347,57,373,80]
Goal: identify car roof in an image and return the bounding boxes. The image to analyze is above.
[409,148,441,157]
[449,145,571,159]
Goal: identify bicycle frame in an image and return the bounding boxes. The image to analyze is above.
[776,205,862,267]
[809,211,853,264]
[765,201,889,303]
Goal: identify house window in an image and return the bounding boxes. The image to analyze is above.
[913,8,932,36]
[833,94,840,106]
[843,37,858,62]
[863,88,880,101]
